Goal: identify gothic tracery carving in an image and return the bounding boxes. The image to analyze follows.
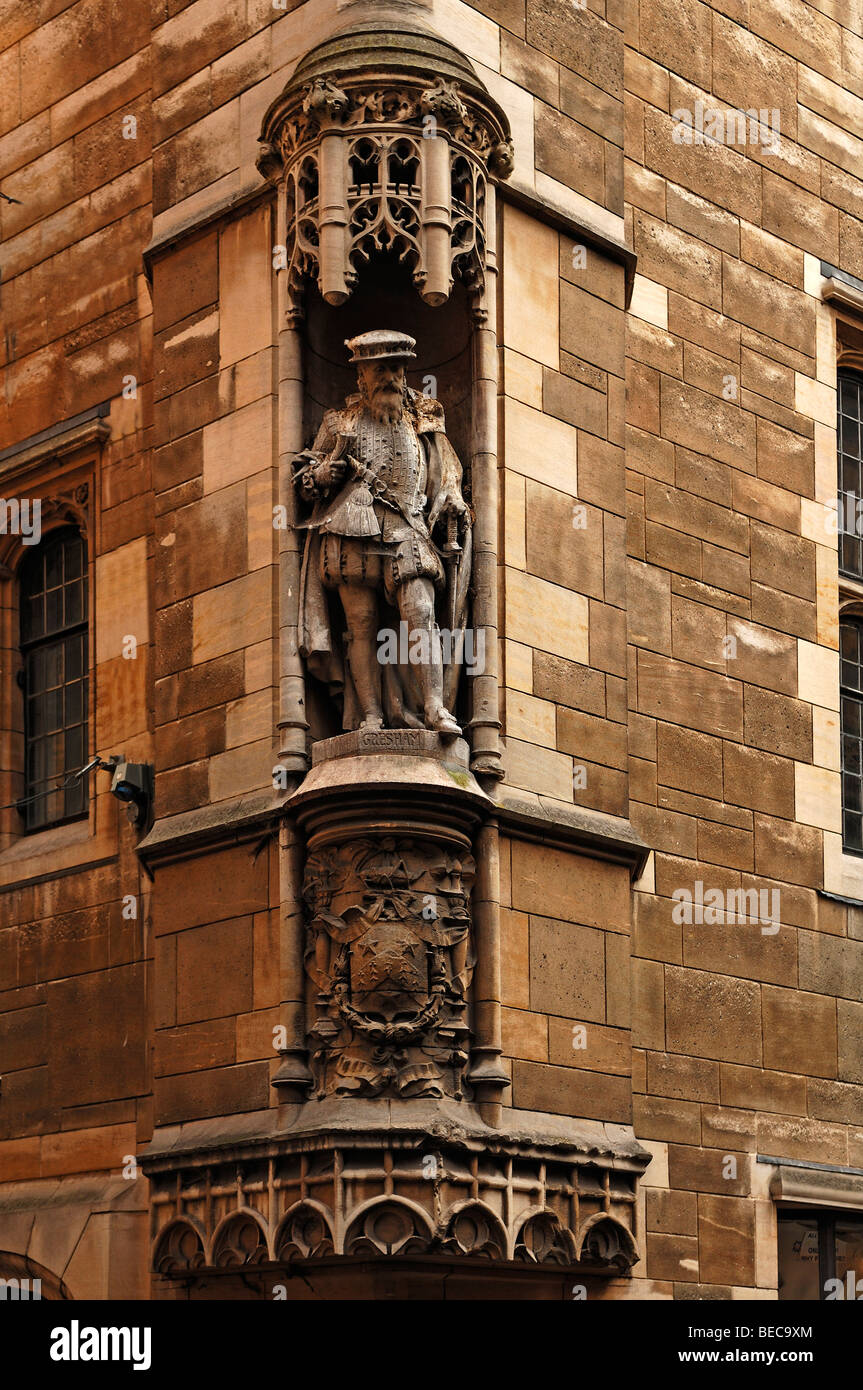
[211,1213,269,1268]
[153,1221,206,1276]
[147,1144,647,1276]
[275,1205,335,1261]
[575,1214,639,1272]
[344,1201,433,1257]
[441,1205,507,1259]
[514,1212,577,1266]
[259,54,512,307]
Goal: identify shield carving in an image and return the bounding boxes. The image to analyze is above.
[348,918,430,1024]
[303,836,476,1098]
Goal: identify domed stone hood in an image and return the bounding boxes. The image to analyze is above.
[257,18,514,306]
[273,18,493,106]
[259,18,513,175]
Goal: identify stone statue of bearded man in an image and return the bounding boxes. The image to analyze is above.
[295,330,472,738]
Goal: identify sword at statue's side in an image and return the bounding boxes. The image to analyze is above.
[442,510,463,641]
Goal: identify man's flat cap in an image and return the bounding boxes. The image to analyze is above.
[345,329,417,364]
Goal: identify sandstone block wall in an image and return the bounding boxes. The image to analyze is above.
[0,0,861,1300]
[623,0,863,1296]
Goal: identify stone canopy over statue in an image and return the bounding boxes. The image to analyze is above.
[294,330,473,738]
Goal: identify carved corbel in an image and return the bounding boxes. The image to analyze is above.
[303,77,350,123]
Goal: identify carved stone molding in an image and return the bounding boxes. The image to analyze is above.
[0,481,92,574]
[258,20,513,307]
[0,407,109,481]
[144,1103,650,1283]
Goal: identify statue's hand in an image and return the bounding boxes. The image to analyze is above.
[314,457,348,490]
[428,489,468,533]
[295,452,321,499]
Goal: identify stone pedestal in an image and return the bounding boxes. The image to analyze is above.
[286,732,497,1105]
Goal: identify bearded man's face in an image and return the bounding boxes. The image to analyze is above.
[357,360,406,423]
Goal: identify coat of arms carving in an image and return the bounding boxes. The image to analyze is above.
[303,835,476,1099]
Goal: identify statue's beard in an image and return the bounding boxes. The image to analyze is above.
[363,382,405,424]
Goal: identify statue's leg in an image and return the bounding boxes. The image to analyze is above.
[397,576,461,738]
[339,584,383,730]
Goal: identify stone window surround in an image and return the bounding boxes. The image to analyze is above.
[839,600,863,860]
[0,1172,147,1299]
[765,1152,863,1304]
[823,296,863,898]
[765,1153,863,1213]
[0,408,119,890]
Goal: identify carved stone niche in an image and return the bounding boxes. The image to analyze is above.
[257,19,514,309]
[260,16,510,780]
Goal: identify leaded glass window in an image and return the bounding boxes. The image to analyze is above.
[839,372,863,579]
[19,528,89,830]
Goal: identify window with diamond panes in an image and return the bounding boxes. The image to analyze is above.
[19,528,89,830]
[841,616,863,854]
[839,372,863,580]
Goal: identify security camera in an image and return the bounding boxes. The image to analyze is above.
[107,760,154,830]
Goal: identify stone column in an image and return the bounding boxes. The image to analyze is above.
[272,815,313,1098]
[274,184,310,780]
[272,160,312,1095]
[467,184,504,782]
[466,817,508,1123]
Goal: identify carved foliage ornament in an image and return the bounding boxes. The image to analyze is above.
[303,835,476,1100]
[285,76,512,172]
[260,74,513,307]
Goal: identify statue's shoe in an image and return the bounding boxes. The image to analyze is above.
[359,715,384,732]
[429,709,462,739]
